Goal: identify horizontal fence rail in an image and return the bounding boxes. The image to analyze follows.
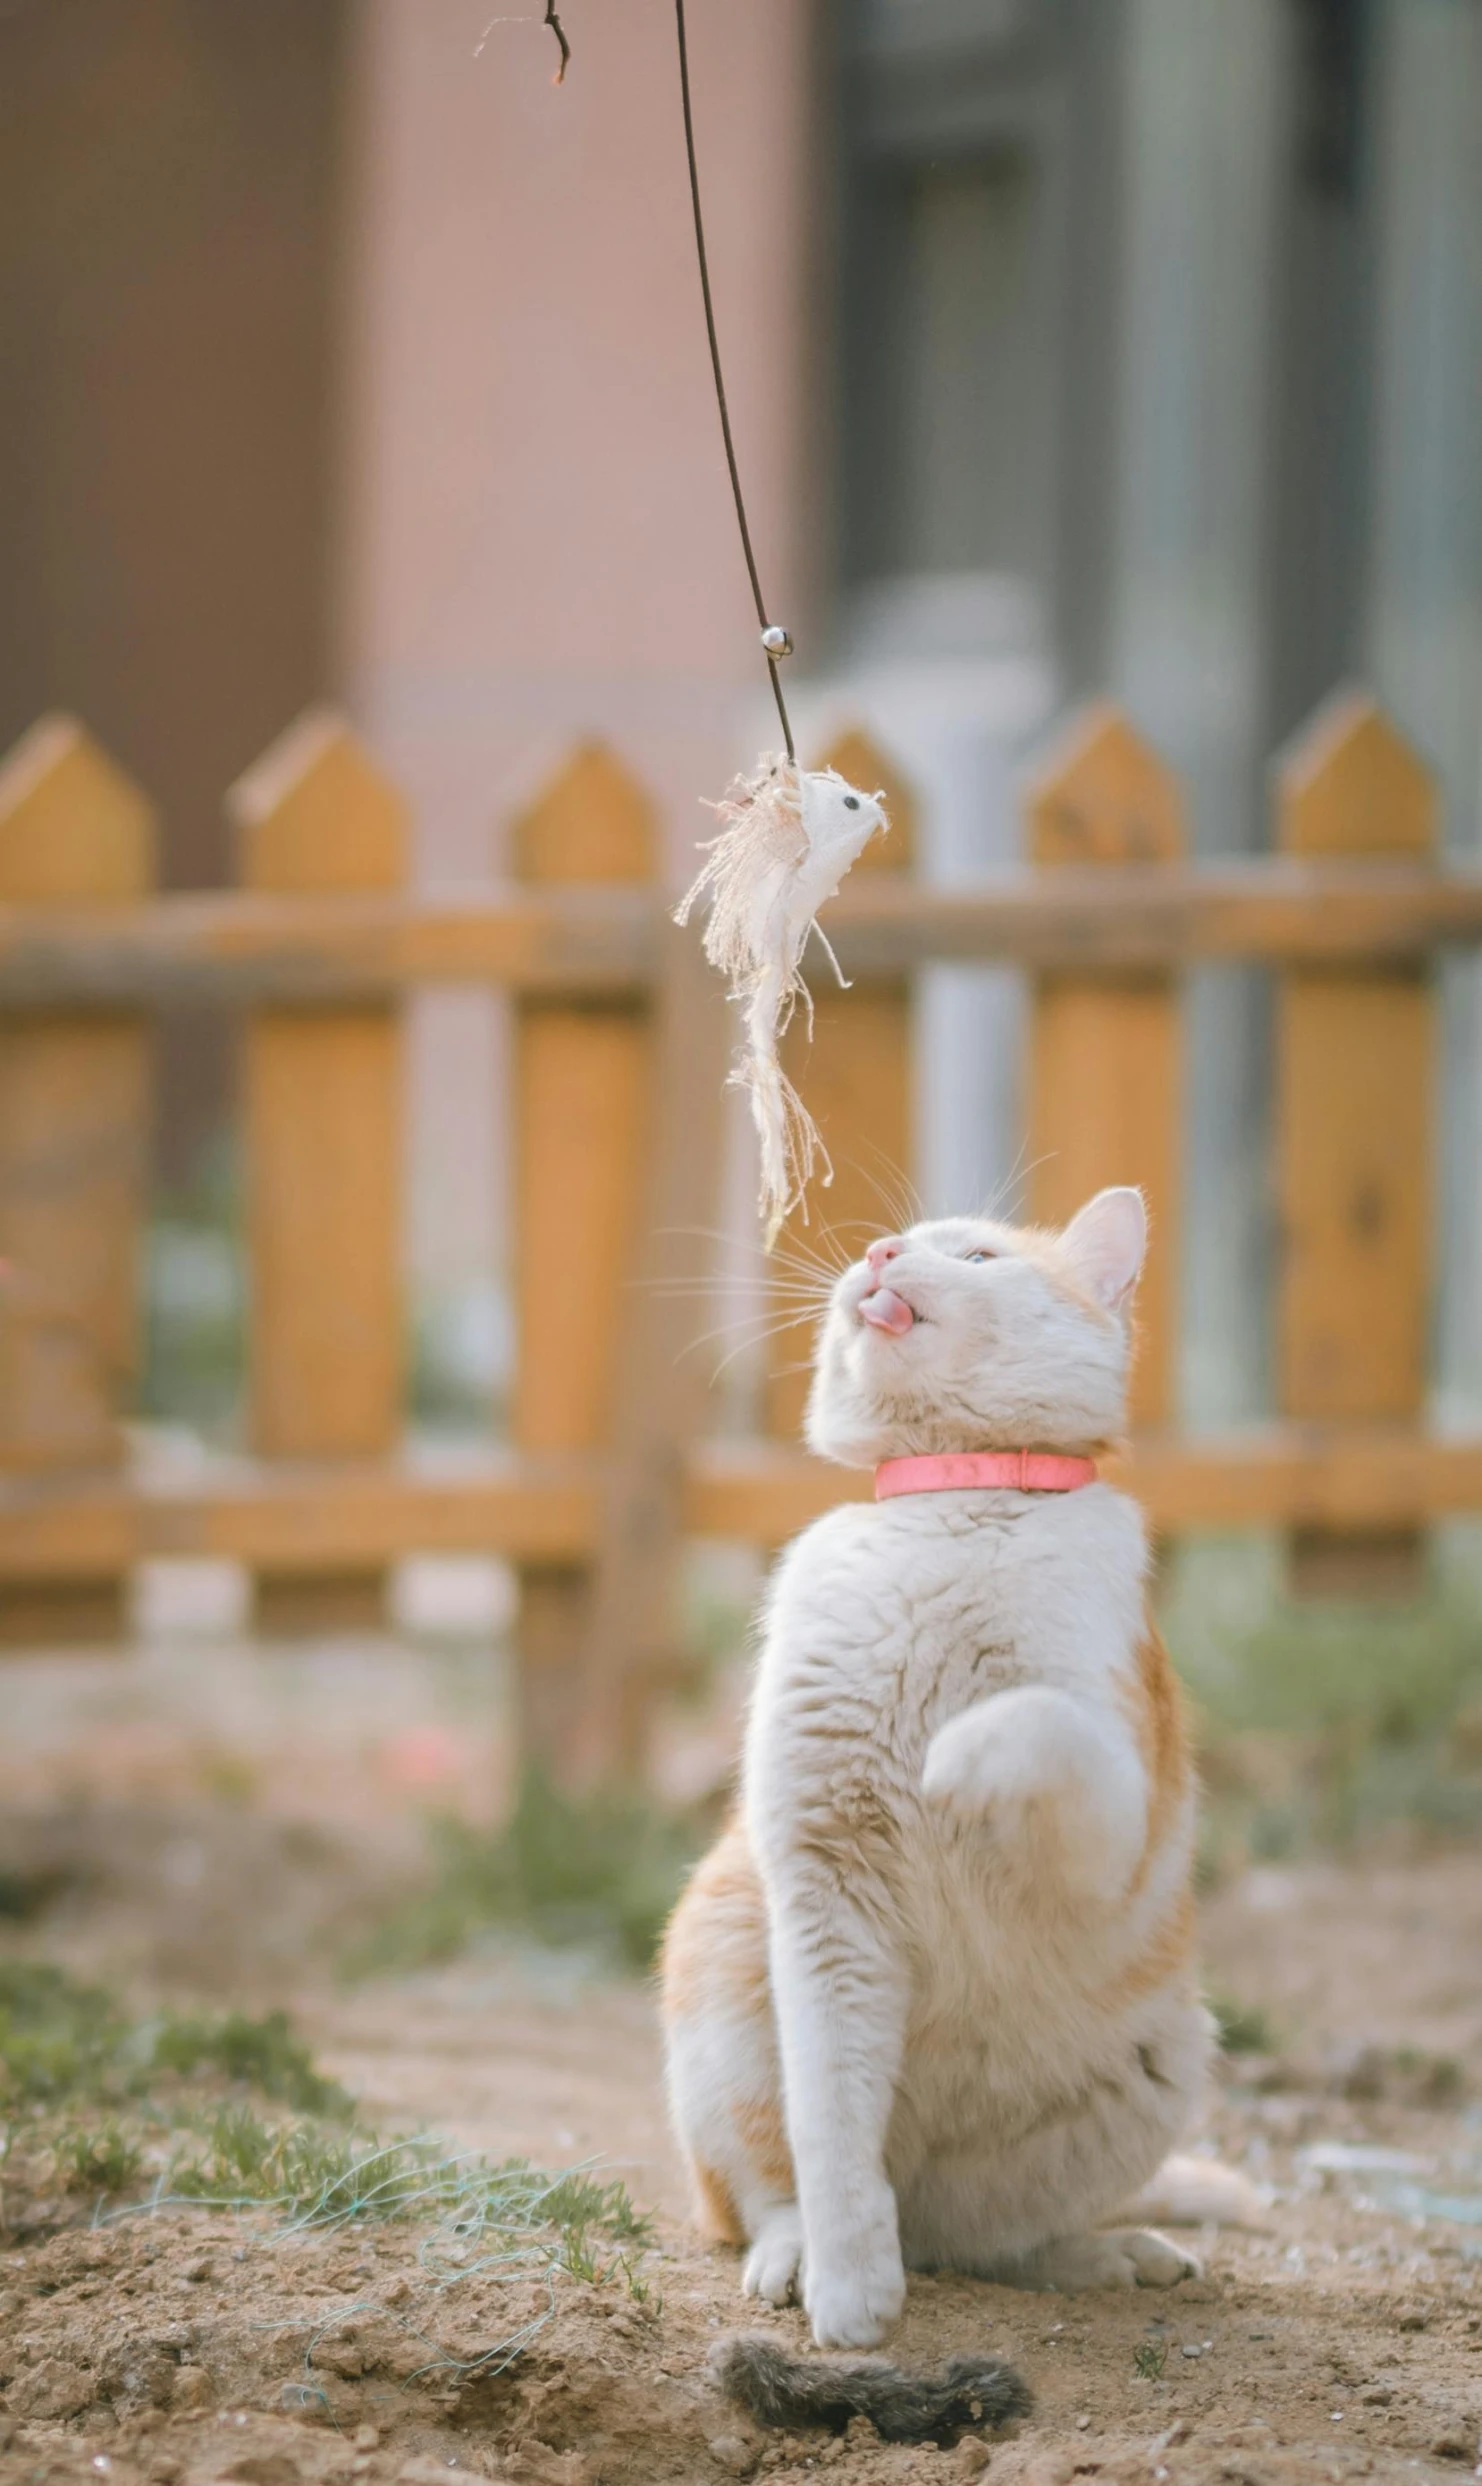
[4,860,1482,1010]
[4,1431,1482,1574]
[2,690,1479,1768]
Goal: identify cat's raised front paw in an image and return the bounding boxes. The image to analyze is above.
[804,2240,906,2349]
[921,1708,1011,1817]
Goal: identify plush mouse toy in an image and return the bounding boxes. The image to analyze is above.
[675,754,888,1243]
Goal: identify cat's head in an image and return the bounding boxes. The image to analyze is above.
[805,1187,1147,1467]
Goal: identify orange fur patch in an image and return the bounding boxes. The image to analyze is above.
[1102,1881,1197,2009]
[659,1816,771,2023]
[735,2094,795,2197]
[690,2157,745,2245]
[1120,1615,1191,1894]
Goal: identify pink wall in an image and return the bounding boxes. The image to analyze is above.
[340,0,819,878]
[338,0,819,1295]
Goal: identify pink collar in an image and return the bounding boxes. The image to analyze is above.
[875,1450,1097,1501]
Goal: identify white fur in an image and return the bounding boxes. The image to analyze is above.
[663,1196,1217,2349]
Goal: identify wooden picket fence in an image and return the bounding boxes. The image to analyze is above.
[4,692,1482,1775]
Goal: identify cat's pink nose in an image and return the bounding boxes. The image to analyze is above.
[865,1235,904,1274]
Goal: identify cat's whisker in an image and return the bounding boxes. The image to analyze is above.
[838,1146,925,1236]
[707,1311,822,1381]
[756,1268,840,1300]
[675,1302,825,1364]
[979,1144,1057,1223]
[772,1241,852,1284]
[640,1274,829,1300]
[654,1220,850,1283]
[694,1297,827,1344]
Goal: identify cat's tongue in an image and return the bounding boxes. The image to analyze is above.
[859,1286,915,1336]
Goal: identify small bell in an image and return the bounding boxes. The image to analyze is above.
[760,624,794,661]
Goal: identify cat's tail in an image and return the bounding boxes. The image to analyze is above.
[709,2333,1032,2447]
[1119,2150,1270,2230]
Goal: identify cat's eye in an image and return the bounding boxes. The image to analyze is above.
[843,793,860,811]
[963,1249,995,1264]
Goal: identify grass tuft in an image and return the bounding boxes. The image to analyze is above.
[0,1959,658,2326]
[147,2007,353,2117]
[343,1767,706,1979]
[54,2118,147,2197]
[0,1962,126,2103]
[1163,1537,1482,1877]
[1211,1993,1277,2056]
[0,1967,356,2123]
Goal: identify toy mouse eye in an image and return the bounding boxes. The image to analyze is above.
[843,793,860,811]
[963,1248,995,1264]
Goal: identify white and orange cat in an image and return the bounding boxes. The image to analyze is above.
[662,1188,1254,2352]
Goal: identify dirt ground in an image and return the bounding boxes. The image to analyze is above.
[2,1614,1482,2486]
[2,1819,1482,2486]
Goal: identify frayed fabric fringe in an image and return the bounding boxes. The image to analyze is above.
[675,754,888,1245]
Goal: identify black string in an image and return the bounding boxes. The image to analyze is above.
[543,2,570,83]
[674,0,796,763]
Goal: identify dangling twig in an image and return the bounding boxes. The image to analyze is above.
[545,1,570,82]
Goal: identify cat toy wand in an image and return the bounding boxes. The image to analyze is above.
[667,0,891,1247]
[523,0,892,1244]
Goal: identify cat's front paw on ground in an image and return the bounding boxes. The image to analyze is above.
[742,2205,803,2306]
[803,2240,906,2349]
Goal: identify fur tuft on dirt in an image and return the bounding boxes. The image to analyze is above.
[710,2330,1033,2442]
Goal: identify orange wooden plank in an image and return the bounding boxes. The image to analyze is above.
[1026,704,1184,1429]
[1275,692,1436,1593]
[233,711,407,1631]
[8,861,1482,1012]
[512,745,656,1768]
[570,915,732,1777]
[765,730,918,1443]
[6,1428,1482,1585]
[0,716,155,1642]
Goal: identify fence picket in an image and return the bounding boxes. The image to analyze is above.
[766,729,918,1444]
[512,744,655,1772]
[1026,703,1184,1431]
[0,717,155,1644]
[232,710,407,1632]
[1276,691,1436,1595]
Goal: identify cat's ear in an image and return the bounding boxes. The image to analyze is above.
[1060,1187,1147,1312]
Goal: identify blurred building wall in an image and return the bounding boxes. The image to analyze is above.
[0,0,346,1168]
[338,0,819,1296]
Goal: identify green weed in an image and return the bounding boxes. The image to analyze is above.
[1211,1993,1276,2056]
[148,2007,352,2117]
[1134,2339,1168,2381]
[1163,1534,1482,1873]
[0,1965,362,2221]
[160,2114,652,2277]
[343,1767,706,1979]
[0,1963,657,2318]
[0,1963,127,2103]
[139,1135,244,1433]
[54,2119,147,2197]
[0,1966,355,2124]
